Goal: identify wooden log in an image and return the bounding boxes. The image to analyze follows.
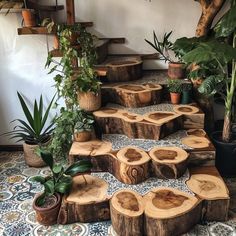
[93,108,183,140]
[115,146,150,184]
[101,83,162,108]
[144,187,202,236]
[149,147,189,179]
[110,189,144,236]
[186,173,230,221]
[173,105,199,115]
[58,175,110,224]
[181,135,211,149]
[97,56,143,82]
[186,129,206,137]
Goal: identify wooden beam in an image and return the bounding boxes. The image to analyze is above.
[66,0,75,25]
[108,53,159,60]
[26,0,64,12]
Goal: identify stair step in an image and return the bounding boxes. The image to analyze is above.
[27,0,64,12]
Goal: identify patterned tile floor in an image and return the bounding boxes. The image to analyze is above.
[0,151,236,236]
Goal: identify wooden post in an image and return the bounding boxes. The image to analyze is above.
[66,0,75,25]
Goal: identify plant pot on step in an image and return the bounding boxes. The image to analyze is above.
[23,139,50,168]
[78,90,101,112]
[33,193,62,226]
[22,9,36,27]
[211,131,236,177]
[170,92,181,104]
[168,62,185,79]
[74,130,92,142]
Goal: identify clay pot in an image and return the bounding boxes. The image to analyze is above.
[74,131,92,142]
[53,35,60,49]
[22,9,36,27]
[78,90,101,112]
[33,193,62,226]
[170,92,181,104]
[168,62,185,79]
[23,139,50,167]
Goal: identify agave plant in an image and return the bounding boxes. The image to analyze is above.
[32,151,93,206]
[3,92,55,145]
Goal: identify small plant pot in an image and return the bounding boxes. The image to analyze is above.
[74,131,92,142]
[33,193,62,226]
[53,35,60,49]
[78,90,101,112]
[22,9,36,27]
[181,91,191,104]
[168,62,185,79]
[170,92,181,104]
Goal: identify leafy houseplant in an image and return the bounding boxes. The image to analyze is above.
[181,83,192,104]
[180,1,236,176]
[167,79,182,104]
[3,92,55,167]
[32,151,92,225]
[145,31,186,79]
[74,111,94,142]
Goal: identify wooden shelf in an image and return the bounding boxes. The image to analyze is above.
[27,0,64,12]
[108,53,159,60]
[0,9,22,14]
[17,22,94,35]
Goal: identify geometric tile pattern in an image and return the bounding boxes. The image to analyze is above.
[0,151,236,236]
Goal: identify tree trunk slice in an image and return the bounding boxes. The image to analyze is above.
[110,189,144,236]
[186,173,230,221]
[93,108,183,140]
[144,187,201,236]
[58,174,110,224]
[100,56,143,82]
[101,83,162,108]
[181,136,211,149]
[149,147,189,179]
[173,105,199,115]
[186,129,206,137]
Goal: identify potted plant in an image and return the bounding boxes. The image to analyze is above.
[32,150,92,225]
[180,2,236,176]
[74,110,94,142]
[181,83,192,104]
[167,79,182,104]
[21,0,36,27]
[2,92,55,167]
[145,31,186,79]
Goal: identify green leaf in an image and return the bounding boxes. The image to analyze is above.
[214,4,236,38]
[40,150,54,169]
[33,99,41,138]
[35,193,46,206]
[65,160,92,176]
[44,179,54,196]
[53,164,63,174]
[31,176,46,184]
[54,180,72,194]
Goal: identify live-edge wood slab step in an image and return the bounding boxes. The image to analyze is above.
[93,108,183,140]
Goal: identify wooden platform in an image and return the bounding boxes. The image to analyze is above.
[57,166,229,236]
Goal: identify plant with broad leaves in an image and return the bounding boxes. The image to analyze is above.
[74,110,94,133]
[32,150,93,206]
[2,92,55,145]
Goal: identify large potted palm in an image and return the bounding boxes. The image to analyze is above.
[180,2,236,176]
[3,92,55,167]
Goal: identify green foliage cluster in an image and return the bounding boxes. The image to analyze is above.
[32,150,92,206]
[167,79,182,93]
[74,110,94,133]
[3,92,55,145]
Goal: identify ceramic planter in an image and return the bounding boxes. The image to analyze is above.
[181,91,191,104]
[168,62,185,79]
[33,193,62,226]
[211,131,236,177]
[74,131,92,142]
[170,92,181,104]
[78,90,101,112]
[22,9,36,27]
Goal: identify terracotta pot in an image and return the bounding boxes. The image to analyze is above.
[23,139,50,167]
[33,193,62,226]
[74,131,92,142]
[168,62,185,79]
[22,9,36,27]
[53,35,60,49]
[78,90,101,112]
[170,92,181,104]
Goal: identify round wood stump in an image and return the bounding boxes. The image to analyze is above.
[110,189,144,236]
[116,146,150,184]
[144,187,201,236]
[186,129,206,137]
[173,105,199,115]
[181,135,210,149]
[149,147,189,179]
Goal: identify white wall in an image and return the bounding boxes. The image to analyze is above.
[0,0,206,145]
